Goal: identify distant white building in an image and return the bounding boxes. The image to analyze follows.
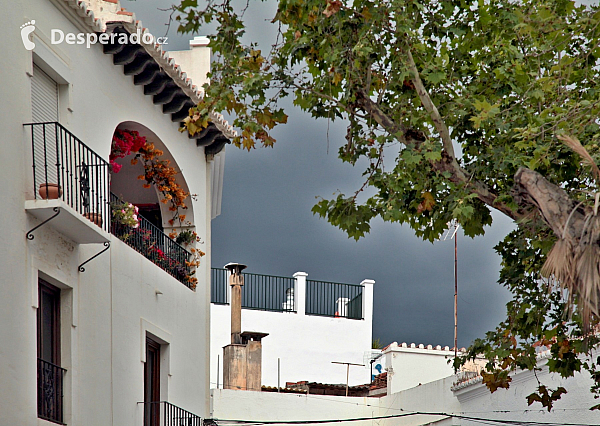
[382,341,459,393]
[1,0,233,424]
[210,269,375,387]
[211,345,600,426]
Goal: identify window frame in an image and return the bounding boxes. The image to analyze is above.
[37,279,61,365]
[144,337,161,426]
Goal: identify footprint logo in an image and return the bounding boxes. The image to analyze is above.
[20,20,36,51]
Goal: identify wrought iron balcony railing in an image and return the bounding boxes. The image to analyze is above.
[110,193,194,289]
[211,268,296,312]
[24,123,195,288]
[25,122,110,233]
[37,358,66,424]
[141,401,202,426]
[211,269,364,318]
[211,268,229,304]
[306,280,363,320]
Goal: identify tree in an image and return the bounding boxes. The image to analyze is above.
[175,0,600,408]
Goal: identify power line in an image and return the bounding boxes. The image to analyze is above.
[208,411,600,426]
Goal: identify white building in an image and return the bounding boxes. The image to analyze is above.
[1,0,233,424]
[210,270,375,388]
[211,346,600,426]
[382,341,459,393]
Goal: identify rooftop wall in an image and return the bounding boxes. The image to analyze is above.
[210,272,374,387]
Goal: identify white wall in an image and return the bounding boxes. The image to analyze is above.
[0,0,215,424]
[454,353,600,426]
[210,274,374,388]
[210,377,460,426]
[212,357,600,426]
[384,342,456,393]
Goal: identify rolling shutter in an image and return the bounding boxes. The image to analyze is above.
[31,64,59,123]
[31,65,59,188]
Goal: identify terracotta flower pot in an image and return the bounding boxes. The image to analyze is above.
[39,183,62,200]
[83,212,103,227]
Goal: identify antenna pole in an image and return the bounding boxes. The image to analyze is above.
[454,230,458,359]
[331,361,364,397]
[345,364,349,397]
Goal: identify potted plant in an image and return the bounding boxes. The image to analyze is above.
[83,212,103,227]
[38,183,62,200]
[111,200,140,228]
[175,229,198,246]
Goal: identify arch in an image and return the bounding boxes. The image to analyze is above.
[109,121,195,233]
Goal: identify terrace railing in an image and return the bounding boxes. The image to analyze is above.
[243,271,296,312]
[211,268,229,304]
[25,122,110,233]
[110,193,194,289]
[305,280,363,320]
[211,268,296,312]
[141,401,202,426]
[37,358,66,424]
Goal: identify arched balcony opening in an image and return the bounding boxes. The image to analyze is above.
[108,122,197,289]
[109,121,195,233]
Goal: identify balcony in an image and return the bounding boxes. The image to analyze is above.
[25,122,194,288]
[25,122,111,243]
[110,193,193,288]
[37,358,66,424]
[211,269,364,319]
[140,401,202,426]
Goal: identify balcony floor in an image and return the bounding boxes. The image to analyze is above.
[25,199,110,244]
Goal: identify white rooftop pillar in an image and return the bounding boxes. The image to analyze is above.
[293,272,308,315]
[360,279,375,322]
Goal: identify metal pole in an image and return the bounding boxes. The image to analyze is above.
[346,364,350,397]
[217,355,220,389]
[278,358,281,392]
[454,231,458,359]
[331,361,363,397]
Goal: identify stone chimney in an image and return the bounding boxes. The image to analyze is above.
[168,36,211,92]
[222,263,268,391]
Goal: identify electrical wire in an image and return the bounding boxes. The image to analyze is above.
[208,411,600,426]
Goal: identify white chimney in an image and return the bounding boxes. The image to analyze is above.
[168,36,211,92]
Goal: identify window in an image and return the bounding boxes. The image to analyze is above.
[37,279,65,424]
[144,337,161,426]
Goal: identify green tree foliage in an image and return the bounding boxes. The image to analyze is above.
[175,0,600,408]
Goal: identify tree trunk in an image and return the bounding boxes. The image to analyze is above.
[513,167,588,241]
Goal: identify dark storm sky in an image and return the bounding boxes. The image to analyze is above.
[122,0,514,349]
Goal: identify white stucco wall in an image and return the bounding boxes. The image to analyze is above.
[454,354,600,426]
[0,0,216,424]
[384,342,457,393]
[212,359,600,426]
[210,275,374,388]
[210,377,460,426]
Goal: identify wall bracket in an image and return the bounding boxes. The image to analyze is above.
[26,207,60,240]
[78,241,110,272]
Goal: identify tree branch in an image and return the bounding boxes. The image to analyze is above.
[354,88,521,220]
[354,88,409,145]
[406,48,458,161]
